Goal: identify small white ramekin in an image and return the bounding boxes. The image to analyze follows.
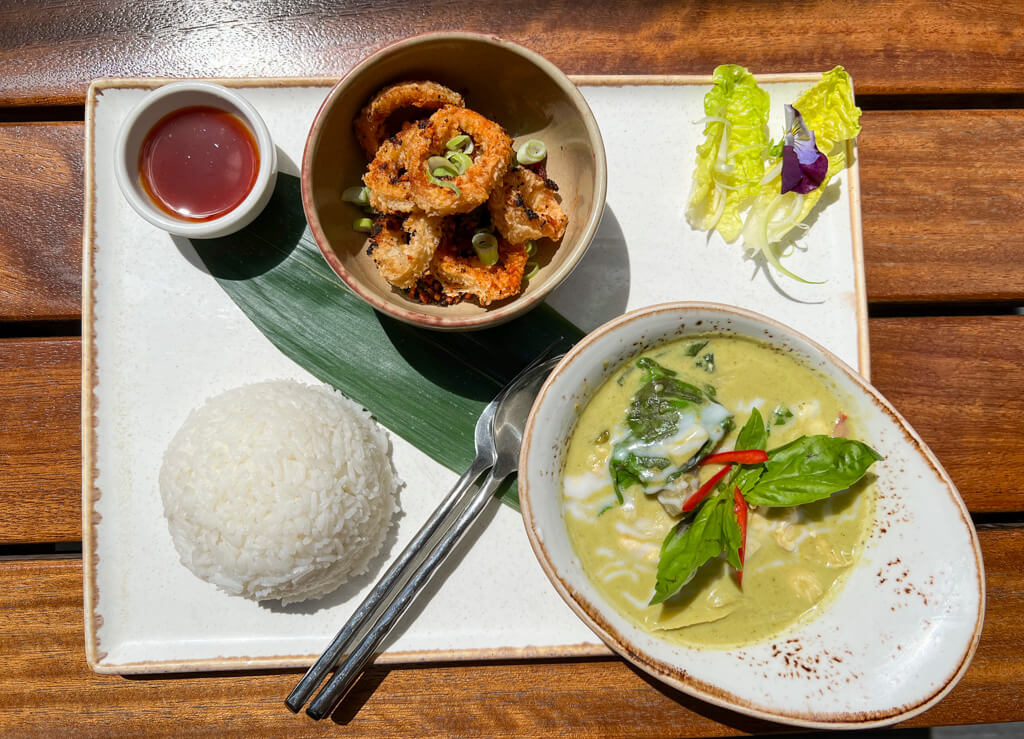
[114,81,278,239]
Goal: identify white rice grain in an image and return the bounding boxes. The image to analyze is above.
[159,380,401,605]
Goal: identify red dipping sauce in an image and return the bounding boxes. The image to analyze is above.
[139,106,259,222]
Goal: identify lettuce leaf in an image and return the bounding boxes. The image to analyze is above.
[685,65,770,243]
[740,67,862,281]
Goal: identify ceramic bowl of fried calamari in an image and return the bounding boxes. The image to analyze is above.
[301,32,606,330]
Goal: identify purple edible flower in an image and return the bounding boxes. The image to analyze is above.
[780,105,828,195]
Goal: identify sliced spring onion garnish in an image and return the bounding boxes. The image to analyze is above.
[427,155,453,170]
[524,261,540,279]
[430,177,461,198]
[342,185,370,205]
[353,218,373,233]
[446,151,473,175]
[516,139,547,165]
[445,134,474,154]
[471,230,499,265]
[472,230,498,249]
[431,165,458,178]
[524,240,536,256]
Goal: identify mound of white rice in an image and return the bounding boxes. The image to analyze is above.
[159,380,400,605]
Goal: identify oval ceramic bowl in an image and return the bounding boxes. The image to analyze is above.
[519,302,984,729]
[114,81,278,239]
[301,32,607,330]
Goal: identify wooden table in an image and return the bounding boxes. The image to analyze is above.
[2,2,1022,735]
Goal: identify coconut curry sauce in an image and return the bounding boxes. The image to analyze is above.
[562,335,875,649]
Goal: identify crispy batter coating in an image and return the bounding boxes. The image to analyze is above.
[488,167,568,245]
[366,213,442,290]
[430,237,528,306]
[354,80,464,158]
[352,84,568,308]
[406,106,513,216]
[362,123,420,214]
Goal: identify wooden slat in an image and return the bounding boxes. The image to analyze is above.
[0,315,1021,544]
[0,338,80,544]
[0,1,1022,106]
[1,110,1024,321]
[1,528,1019,736]
[0,122,82,321]
[860,110,1024,303]
[870,316,1024,512]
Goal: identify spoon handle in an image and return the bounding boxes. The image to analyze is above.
[285,455,492,713]
[305,468,508,720]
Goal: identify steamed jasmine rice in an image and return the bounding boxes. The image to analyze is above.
[159,380,401,605]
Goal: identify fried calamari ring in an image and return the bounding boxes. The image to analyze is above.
[487,167,568,245]
[355,81,464,158]
[407,106,513,217]
[362,123,421,214]
[366,213,442,290]
[429,238,528,306]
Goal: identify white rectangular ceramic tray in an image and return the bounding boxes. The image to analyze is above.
[83,75,868,674]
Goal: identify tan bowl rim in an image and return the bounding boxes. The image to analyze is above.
[300,30,608,330]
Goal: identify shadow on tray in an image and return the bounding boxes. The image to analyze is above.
[172,171,580,513]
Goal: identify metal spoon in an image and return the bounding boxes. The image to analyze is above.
[290,353,562,719]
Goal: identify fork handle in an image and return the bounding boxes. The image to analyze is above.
[306,468,508,720]
[285,455,492,713]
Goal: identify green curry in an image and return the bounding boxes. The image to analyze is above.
[562,334,878,649]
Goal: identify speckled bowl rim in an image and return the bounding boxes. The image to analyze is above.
[300,31,607,330]
[518,301,984,729]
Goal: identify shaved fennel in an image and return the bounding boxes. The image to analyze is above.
[740,68,861,281]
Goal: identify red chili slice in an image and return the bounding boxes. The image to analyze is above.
[681,464,733,512]
[733,486,748,587]
[699,449,768,466]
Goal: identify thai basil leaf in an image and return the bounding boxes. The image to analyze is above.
[745,435,883,506]
[684,340,708,357]
[732,408,769,494]
[772,405,794,426]
[626,377,706,442]
[736,407,768,450]
[651,489,742,605]
[610,453,671,503]
[637,357,676,382]
[609,464,640,503]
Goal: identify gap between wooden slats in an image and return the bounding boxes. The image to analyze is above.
[0,527,1019,735]
[1,316,1023,545]
[3,111,1024,323]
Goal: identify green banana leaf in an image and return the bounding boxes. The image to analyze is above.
[190,173,584,509]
